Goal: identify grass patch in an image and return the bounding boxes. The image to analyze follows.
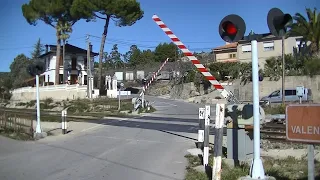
[264,156,320,180]
[146,106,156,113]
[184,154,320,180]
[184,154,249,180]
[185,154,208,180]
[0,127,33,141]
[67,98,133,113]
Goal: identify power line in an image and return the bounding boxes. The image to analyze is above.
[87,34,223,44]
[90,39,213,52]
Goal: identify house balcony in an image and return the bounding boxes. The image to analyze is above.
[216,58,238,63]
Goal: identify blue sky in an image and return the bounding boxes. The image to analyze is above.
[0,0,319,72]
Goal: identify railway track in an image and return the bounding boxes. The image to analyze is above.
[260,123,293,142]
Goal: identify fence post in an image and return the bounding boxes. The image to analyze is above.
[203,105,210,166]
[30,116,34,137]
[61,109,67,134]
[14,114,17,132]
[212,103,225,180]
[198,108,205,149]
[4,110,6,128]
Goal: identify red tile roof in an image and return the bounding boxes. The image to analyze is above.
[213,42,238,51]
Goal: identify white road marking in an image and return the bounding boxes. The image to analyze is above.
[89,135,164,143]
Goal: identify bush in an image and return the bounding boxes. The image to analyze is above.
[264,104,286,114]
[26,100,36,107]
[68,99,91,113]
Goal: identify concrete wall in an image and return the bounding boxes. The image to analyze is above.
[232,75,320,102]
[10,84,90,101]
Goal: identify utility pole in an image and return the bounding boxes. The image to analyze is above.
[35,74,41,133]
[281,36,285,104]
[86,35,92,99]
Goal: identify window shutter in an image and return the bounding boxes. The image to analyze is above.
[263,42,274,48]
[241,45,251,52]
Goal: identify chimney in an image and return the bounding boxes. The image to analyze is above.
[45,44,49,53]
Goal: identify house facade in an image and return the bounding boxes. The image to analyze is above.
[237,33,304,69]
[213,42,238,63]
[39,44,99,85]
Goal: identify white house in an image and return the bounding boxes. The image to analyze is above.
[39,43,99,85]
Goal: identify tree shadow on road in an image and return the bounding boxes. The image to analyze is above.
[85,118,226,136]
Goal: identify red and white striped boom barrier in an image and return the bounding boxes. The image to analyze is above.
[152,15,239,104]
[134,58,169,109]
[142,57,169,93]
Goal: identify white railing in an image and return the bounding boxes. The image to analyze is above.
[11,84,88,93]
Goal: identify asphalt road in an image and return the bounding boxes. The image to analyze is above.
[0,96,215,180]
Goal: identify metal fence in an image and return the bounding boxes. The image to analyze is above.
[0,110,34,138]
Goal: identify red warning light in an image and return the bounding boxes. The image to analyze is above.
[223,22,237,35]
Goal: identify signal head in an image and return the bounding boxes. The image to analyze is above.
[219,14,246,43]
[267,8,292,37]
[26,61,45,77]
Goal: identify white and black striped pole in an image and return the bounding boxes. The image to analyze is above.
[198,108,205,149]
[61,110,67,134]
[203,105,210,166]
[212,103,225,180]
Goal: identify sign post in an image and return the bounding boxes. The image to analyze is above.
[198,108,205,149]
[249,38,265,179]
[286,104,320,180]
[35,74,42,133]
[212,103,225,180]
[203,105,210,166]
[61,110,67,134]
[118,82,124,111]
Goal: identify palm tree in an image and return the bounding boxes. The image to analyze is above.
[289,8,320,54]
[57,22,72,83]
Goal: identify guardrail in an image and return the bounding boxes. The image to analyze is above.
[11,84,87,93]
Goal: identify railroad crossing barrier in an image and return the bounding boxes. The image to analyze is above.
[152,15,240,104]
[134,58,169,111]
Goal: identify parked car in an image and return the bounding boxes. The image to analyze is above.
[260,88,312,103]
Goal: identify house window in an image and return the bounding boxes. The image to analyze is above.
[241,44,251,53]
[59,74,63,84]
[263,42,274,51]
[47,57,50,70]
[71,57,77,69]
[84,75,87,85]
[84,58,87,69]
[229,53,236,58]
[296,39,305,48]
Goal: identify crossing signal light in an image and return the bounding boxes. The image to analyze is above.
[219,14,246,43]
[27,61,45,77]
[267,8,292,37]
